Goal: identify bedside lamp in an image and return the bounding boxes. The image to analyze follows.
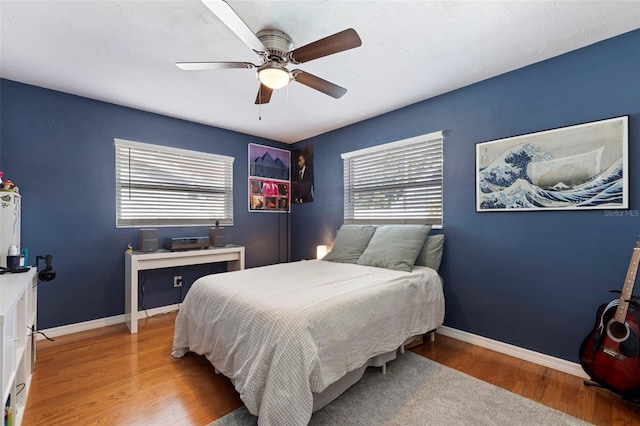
[316,245,328,259]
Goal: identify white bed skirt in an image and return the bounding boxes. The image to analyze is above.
[312,349,398,412]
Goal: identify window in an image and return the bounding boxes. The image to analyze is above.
[341,131,443,227]
[115,139,234,228]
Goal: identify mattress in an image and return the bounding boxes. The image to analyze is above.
[172,260,444,425]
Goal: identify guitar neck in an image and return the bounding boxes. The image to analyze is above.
[615,240,640,322]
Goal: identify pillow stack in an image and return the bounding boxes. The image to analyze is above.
[321,224,445,272]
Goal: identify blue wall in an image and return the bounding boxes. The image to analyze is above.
[291,30,640,362]
[2,29,638,363]
[0,80,290,329]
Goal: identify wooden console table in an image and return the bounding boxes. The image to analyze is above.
[124,245,245,333]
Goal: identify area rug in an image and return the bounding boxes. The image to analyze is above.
[210,351,591,425]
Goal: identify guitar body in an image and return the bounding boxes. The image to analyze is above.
[579,300,640,398]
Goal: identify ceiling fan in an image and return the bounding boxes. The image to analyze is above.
[176,0,362,104]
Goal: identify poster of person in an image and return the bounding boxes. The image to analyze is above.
[292,146,314,204]
[248,144,290,212]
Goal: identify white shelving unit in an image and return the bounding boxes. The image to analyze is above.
[1,268,37,426]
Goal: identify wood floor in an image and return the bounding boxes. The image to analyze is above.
[24,311,639,426]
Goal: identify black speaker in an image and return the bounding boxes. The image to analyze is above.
[209,227,226,247]
[139,229,158,252]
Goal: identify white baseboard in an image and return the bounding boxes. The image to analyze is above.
[37,310,587,380]
[437,326,589,379]
[36,304,180,340]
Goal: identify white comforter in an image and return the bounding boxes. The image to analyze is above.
[172,260,444,425]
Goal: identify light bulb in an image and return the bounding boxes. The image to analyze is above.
[258,66,290,89]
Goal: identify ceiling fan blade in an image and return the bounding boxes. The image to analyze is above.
[201,0,266,53]
[176,62,255,70]
[255,84,273,104]
[288,28,362,64]
[292,70,347,99]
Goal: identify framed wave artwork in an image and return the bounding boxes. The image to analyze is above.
[476,116,628,212]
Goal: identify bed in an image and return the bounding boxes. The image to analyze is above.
[172,225,445,425]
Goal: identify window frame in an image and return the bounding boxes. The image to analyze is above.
[115,138,234,228]
[341,131,443,228]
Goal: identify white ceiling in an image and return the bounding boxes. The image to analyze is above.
[1,1,639,144]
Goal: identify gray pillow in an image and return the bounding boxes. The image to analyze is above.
[356,225,431,272]
[322,225,377,263]
[415,234,445,271]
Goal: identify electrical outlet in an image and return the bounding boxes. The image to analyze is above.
[173,276,183,288]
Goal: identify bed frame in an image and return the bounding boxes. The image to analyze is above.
[311,331,436,411]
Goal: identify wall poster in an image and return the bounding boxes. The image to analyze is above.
[476,116,628,212]
[292,145,314,204]
[248,143,290,212]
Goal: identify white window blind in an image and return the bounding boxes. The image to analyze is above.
[115,138,234,228]
[341,131,443,226]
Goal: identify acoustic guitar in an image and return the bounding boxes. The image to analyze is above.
[579,237,640,399]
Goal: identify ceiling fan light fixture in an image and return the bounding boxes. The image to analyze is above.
[258,64,291,90]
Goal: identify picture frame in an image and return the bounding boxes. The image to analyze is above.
[248,178,289,212]
[476,116,628,212]
[248,144,290,212]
